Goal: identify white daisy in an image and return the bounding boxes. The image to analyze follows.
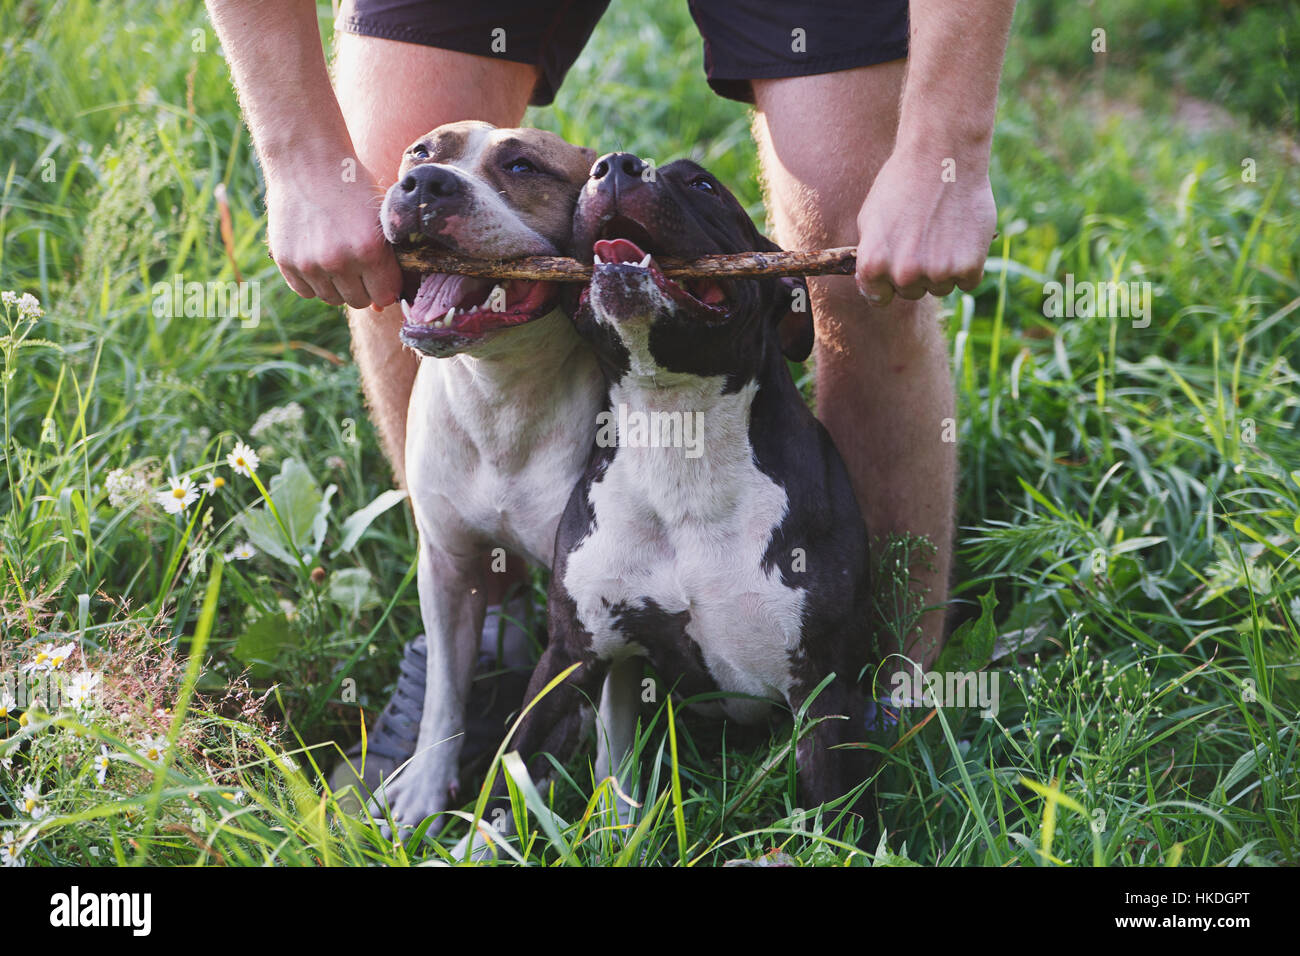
[47,642,75,670]
[0,687,15,720]
[200,474,226,495]
[94,745,111,785]
[225,542,256,561]
[64,670,100,711]
[139,734,167,764]
[0,829,29,867]
[21,783,44,820]
[157,475,198,514]
[226,441,259,477]
[22,641,76,674]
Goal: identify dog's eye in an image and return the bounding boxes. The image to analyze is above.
[505,158,538,174]
[688,176,716,194]
[409,144,430,159]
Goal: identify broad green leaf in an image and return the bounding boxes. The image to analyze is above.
[237,458,336,566]
[232,613,296,678]
[337,488,408,553]
[325,567,381,616]
[935,586,999,673]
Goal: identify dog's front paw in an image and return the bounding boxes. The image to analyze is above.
[369,757,456,838]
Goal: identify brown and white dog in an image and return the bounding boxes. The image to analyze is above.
[376,122,602,829]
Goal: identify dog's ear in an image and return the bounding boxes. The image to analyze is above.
[776,275,814,361]
[754,232,814,361]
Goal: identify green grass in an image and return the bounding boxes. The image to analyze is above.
[1,0,1298,866]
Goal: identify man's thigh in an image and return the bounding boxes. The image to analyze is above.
[332,33,539,186]
[751,63,902,261]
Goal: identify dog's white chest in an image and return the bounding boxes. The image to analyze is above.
[562,381,806,714]
[407,338,601,565]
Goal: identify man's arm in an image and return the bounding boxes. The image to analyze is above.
[855,0,1017,304]
[206,0,400,309]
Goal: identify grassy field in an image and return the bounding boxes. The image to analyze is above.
[1,0,1298,866]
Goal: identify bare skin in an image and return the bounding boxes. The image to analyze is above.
[205,0,403,313]
[856,0,1013,306]
[753,64,955,669]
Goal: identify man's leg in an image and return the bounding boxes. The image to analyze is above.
[332,33,538,488]
[753,63,955,669]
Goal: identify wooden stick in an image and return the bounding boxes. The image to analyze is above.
[395,245,859,281]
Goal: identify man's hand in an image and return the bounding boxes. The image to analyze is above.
[854,143,996,305]
[205,0,401,312]
[266,158,401,310]
[854,0,1015,306]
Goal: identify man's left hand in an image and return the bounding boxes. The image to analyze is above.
[854,143,997,306]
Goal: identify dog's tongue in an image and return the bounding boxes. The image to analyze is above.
[410,272,492,322]
[594,238,648,264]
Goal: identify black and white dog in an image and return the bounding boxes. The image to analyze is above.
[499,153,875,819]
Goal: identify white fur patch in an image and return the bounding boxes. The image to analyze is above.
[562,373,805,721]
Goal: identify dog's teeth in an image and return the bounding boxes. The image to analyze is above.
[593,253,603,265]
[638,253,652,268]
[483,284,504,309]
[444,307,456,324]
[399,299,412,320]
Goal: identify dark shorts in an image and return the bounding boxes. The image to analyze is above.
[336,0,909,106]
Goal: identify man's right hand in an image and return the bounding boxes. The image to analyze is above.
[265,157,402,311]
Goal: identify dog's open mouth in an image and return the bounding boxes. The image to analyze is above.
[398,259,559,354]
[582,218,729,321]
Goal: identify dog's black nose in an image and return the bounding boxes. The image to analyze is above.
[399,164,461,203]
[590,151,648,186]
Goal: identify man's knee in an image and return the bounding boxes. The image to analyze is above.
[752,64,906,247]
[807,274,944,367]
